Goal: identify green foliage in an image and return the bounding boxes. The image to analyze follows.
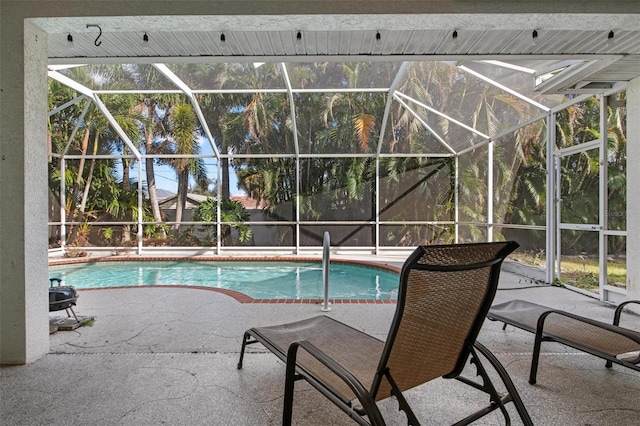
[143,211,169,239]
[193,197,252,245]
[47,63,627,256]
[101,227,113,242]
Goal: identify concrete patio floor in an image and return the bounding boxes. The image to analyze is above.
[2,267,639,425]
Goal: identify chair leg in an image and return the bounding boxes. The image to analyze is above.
[385,371,420,426]
[282,343,302,426]
[237,331,251,369]
[461,346,512,425]
[473,342,534,426]
[529,334,543,385]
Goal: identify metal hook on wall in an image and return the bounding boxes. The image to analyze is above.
[86,24,102,46]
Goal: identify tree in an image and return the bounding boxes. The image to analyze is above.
[48,77,86,245]
[125,64,185,239]
[163,102,207,233]
[48,62,625,255]
[175,63,257,200]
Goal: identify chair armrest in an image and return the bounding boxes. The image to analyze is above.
[286,340,385,425]
[536,309,640,346]
[614,300,640,327]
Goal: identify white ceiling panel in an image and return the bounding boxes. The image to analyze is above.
[43,19,640,96]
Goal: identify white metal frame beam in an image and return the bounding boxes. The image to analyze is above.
[47,59,629,280]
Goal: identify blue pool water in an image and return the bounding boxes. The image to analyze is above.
[49,261,399,300]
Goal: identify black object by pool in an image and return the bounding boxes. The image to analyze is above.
[49,278,79,322]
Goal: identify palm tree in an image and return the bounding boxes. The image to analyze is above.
[125,64,185,239]
[494,121,547,235]
[163,101,207,233]
[49,62,617,254]
[49,65,154,246]
[48,66,114,245]
[189,63,295,244]
[88,93,141,242]
[48,77,87,244]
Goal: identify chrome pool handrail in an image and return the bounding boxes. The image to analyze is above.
[321,231,331,312]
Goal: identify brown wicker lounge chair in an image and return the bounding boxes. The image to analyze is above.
[488,299,640,384]
[238,241,533,425]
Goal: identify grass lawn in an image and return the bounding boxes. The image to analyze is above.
[510,251,627,291]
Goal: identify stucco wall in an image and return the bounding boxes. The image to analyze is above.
[626,76,640,302]
[0,20,50,363]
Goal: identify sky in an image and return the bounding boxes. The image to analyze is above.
[119,136,243,196]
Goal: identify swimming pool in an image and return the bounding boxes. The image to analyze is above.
[49,260,400,300]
